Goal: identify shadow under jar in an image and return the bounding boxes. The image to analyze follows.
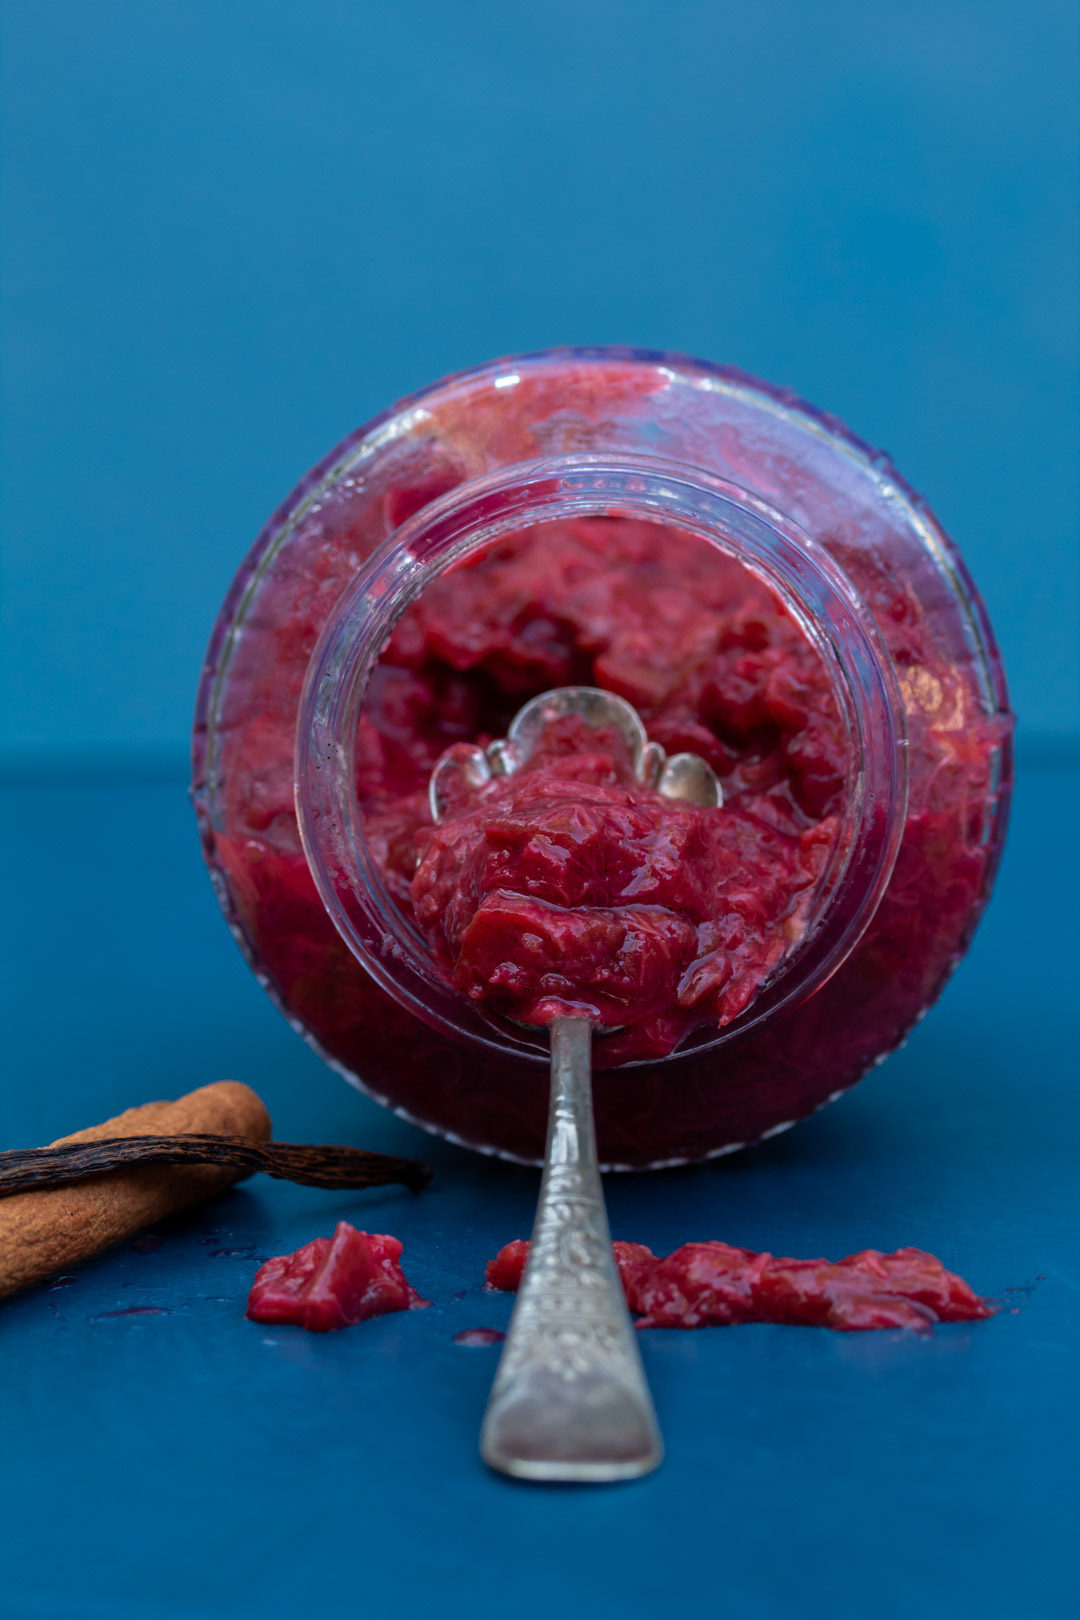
[192,349,1013,1169]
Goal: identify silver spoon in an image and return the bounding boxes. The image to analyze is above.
[430,687,722,1482]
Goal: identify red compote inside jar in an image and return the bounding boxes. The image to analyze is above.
[360,522,844,1064]
[193,349,1012,1167]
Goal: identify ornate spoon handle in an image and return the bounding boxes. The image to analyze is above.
[479,1017,664,1482]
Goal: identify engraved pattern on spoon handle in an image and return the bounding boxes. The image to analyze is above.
[479,1017,663,1482]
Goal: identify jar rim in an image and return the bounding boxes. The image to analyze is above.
[296,450,909,1068]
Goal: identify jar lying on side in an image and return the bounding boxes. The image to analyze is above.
[192,349,1013,1168]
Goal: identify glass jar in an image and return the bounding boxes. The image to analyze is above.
[192,348,1013,1168]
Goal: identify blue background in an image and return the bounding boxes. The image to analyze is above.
[1,0,1077,768]
[1,6,1077,1620]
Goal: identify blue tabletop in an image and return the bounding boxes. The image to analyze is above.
[1,757,1076,1620]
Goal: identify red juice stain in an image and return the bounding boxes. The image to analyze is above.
[453,1328,505,1347]
[92,1306,171,1320]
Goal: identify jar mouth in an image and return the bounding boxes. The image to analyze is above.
[296,453,908,1069]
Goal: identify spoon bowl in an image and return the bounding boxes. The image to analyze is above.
[429,684,721,821]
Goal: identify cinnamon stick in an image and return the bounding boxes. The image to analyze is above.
[0,1081,271,1299]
